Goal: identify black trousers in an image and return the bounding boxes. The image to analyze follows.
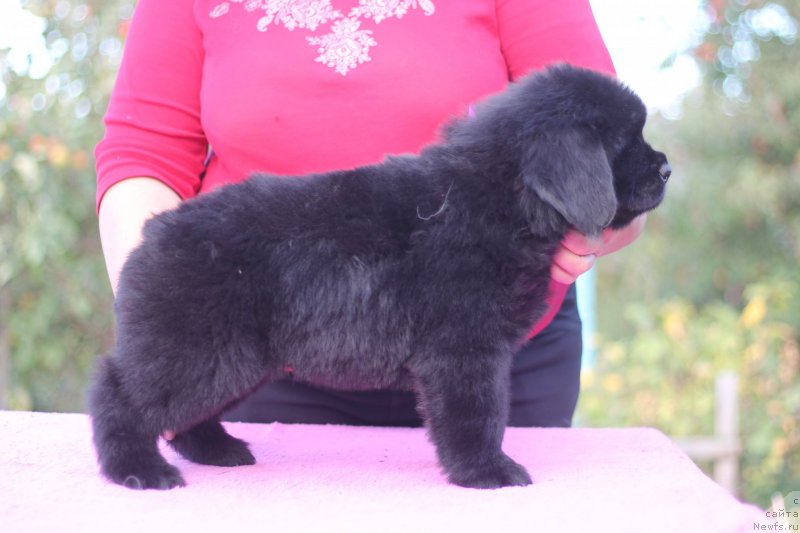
[225,284,582,428]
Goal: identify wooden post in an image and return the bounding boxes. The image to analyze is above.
[674,371,740,495]
[0,289,9,410]
[713,371,739,495]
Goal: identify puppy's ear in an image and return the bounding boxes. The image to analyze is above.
[522,127,617,237]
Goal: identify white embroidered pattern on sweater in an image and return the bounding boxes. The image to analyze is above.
[209,0,436,75]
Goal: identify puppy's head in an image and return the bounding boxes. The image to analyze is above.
[459,64,670,237]
[518,65,670,236]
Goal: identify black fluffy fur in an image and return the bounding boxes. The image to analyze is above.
[89,65,670,490]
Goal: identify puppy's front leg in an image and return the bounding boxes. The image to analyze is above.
[412,353,532,489]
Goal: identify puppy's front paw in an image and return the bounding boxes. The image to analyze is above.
[447,453,532,489]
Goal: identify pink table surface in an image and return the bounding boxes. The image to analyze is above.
[0,410,763,532]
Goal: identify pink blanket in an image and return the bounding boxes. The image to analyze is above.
[1,411,762,532]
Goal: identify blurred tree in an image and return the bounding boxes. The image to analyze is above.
[0,0,131,410]
[582,0,800,507]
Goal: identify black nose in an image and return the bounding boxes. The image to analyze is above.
[659,162,672,182]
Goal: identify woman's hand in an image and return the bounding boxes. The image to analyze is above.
[550,214,648,285]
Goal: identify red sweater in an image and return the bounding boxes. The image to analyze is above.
[95,0,615,335]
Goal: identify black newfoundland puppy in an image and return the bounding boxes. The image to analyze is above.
[90,65,670,490]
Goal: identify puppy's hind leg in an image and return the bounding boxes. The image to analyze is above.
[88,356,185,489]
[412,350,532,489]
[167,417,255,467]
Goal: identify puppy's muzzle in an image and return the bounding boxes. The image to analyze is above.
[659,162,672,183]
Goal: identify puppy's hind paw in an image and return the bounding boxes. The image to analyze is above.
[105,460,185,490]
[174,436,255,467]
[168,423,256,467]
[448,454,533,489]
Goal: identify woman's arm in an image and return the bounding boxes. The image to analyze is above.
[98,177,182,295]
[94,0,206,212]
[95,0,207,294]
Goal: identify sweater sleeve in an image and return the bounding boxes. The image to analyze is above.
[94,0,208,211]
[496,0,616,81]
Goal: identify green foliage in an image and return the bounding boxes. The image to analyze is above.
[579,0,800,508]
[0,0,128,410]
[579,285,800,506]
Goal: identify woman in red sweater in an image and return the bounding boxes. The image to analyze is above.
[96,0,646,427]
